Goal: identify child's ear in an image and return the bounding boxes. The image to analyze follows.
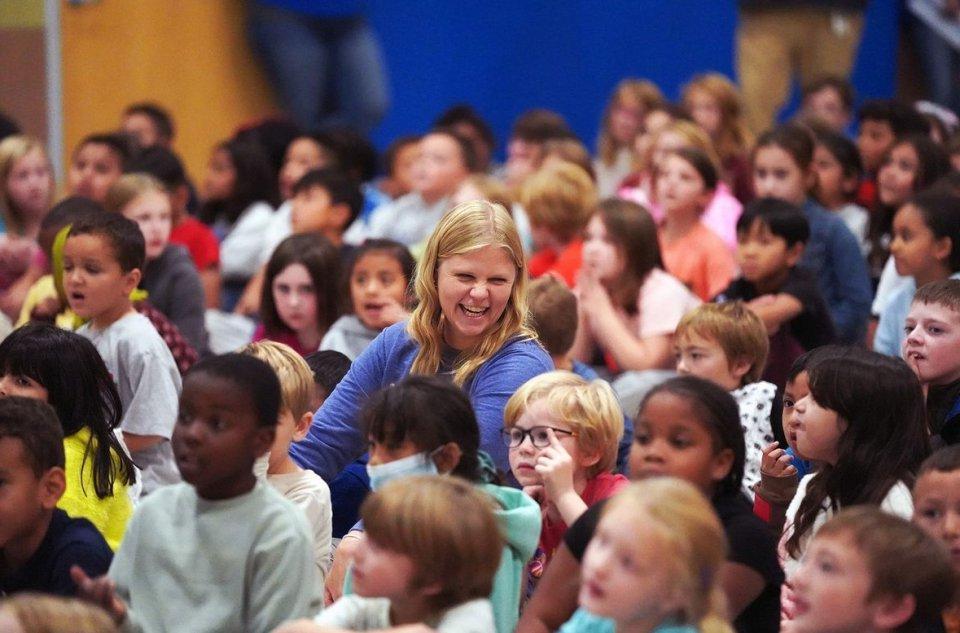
[785,241,805,267]
[432,442,463,475]
[293,411,313,442]
[711,447,735,483]
[122,268,142,295]
[933,236,952,266]
[39,467,66,508]
[253,426,276,458]
[870,593,916,631]
[577,448,603,471]
[730,356,753,384]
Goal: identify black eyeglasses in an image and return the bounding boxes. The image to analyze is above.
[500,426,577,448]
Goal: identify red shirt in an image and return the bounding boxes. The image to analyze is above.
[170,217,220,271]
[527,239,583,288]
[539,472,629,562]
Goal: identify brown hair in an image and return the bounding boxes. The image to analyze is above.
[103,173,168,214]
[593,198,663,315]
[527,276,577,357]
[520,161,597,242]
[542,138,597,182]
[238,341,314,419]
[682,73,754,162]
[598,79,665,166]
[675,302,769,385]
[913,278,960,315]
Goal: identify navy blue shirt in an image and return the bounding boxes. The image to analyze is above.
[0,509,112,597]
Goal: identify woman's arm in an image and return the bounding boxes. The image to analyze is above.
[515,543,581,633]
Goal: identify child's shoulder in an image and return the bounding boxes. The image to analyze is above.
[268,469,331,505]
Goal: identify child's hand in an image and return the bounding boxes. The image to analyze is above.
[761,442,797,478]
[536,428,589,525]
[70,565,127,623]
[324,531,360,606]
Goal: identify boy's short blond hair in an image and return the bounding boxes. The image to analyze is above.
[519,161,597,242]
[503,371,623,477]
[527,276,578,357]
[362,475,503,612]
[238,341,313,418]
[675,302,769,386]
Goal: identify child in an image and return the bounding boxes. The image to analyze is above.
[376,135,421,200]
[856,100,930,209]
[104,173,208,354]
[520,160,597,287]
[573,198,699,380]
[656,148,737,301]
[120,102,174,149]
[504,371,627,596]
[0,397,112,596]
[0,593,119,633]
[435,104,497,174]
[682,73,755,203]
[903,279,960,445]
[717,198,836,387]
[789,506,956,633]
[800,76,855,134]
[283,476,501,633]
[875,191,960,357]
[67,133,130,205]
[0,324,136,550]
[320,239,415,360]
[674,302,776,496]
[812,130,869,256]
[327,375,540,633]
[752,123,872,344]
[781,347,930,582]
[561,478,731,633]
[72,353,321,630]
[519,375,783,633]
[255,233,342,356]
[505,109,575,190]
[594,79,664,197]
[240,341,332,587]
[64,213,182,495]
[198,139,279,310]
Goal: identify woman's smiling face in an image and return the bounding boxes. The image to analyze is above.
[436,244,516,350]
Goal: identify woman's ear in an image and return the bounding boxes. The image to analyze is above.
[432,442,462,475]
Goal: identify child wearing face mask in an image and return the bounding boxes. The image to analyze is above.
[325,376,540,633]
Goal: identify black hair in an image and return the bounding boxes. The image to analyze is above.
[0,396,64,476]
[125,145,188,190]
[38,196,104,258]
[75,133,135,171]
[736,197,811,247]
[346,239,416,312]
[198,139,279,226]
[857,100,931,138]
[435,104,497,153]
[303,350,351,397]
[0,110,20,143]
[68,212,145,273]
[638,375,745,497]
[905,191,960,271]
[291,167,364,228]
[315,128,379,182]
[382,135,422,177]
[232,117,303,179]
[260,232,342,337]
[754,123,815,171]
[428,127,481,174]
[360,375,481,482]
[815,129,863,181]
[919,445,960,478]
[785,345,848,384]
[0,324,136,495]
[510,108,575,143]
[185,353,281,428]
[123,102,175,143]
[670,147,718,191]
[786,347,931,557]
[801,76,855,113]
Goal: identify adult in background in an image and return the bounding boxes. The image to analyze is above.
[292,200,553,480]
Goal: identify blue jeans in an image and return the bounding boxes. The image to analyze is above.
[911,14,960,113]
[248,3,389,133]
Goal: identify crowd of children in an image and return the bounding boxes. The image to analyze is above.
[2,70,960,633]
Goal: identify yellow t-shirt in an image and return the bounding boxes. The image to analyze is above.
[16,274,82,330]
[58,426,134,550]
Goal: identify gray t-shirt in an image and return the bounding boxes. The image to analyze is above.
[319,315,380,361]
[78,311,182,495]
[315,596,495,632]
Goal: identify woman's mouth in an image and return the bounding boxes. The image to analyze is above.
[459,304,488,318]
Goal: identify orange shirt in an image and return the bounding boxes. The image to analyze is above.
[528,238,583,288]
[659,222,737,301]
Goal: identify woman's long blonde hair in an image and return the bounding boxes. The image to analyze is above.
[0,135,52,235]
[604,479,733,633]
[408,199,535,386]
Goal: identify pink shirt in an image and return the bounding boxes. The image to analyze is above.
[621,182,742,252]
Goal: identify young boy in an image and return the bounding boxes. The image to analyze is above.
[855,100,929,209]
[504,371,627,597]
[800,76,855,134]
[240,341,332,586]
[64,213,182,495]
[68,133,131,205]
[504,109,575,190]
[903,279,960,445]
[788,506,955,633]
[120,102,174,150]
[674,301,776,496]
[716,197,836,388]
[73,353,320,630]
[0,397,112,597]
[519,161,597,288]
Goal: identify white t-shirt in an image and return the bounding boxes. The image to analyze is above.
[315,596,495,633]
[268,469,332,585]
[220,201,275,280]
[258,200,293,268]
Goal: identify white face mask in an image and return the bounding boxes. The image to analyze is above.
[366,449,440,491]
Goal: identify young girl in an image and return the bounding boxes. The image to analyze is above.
[781,347,930,608]
[518,375,783,633]
[656,148,737,300]
[561,478,732,633]
[812,130,870,256]
[594,79,664,197]
[256,233,341,356]
[105,174,207,355]
[320,239,414,360]
[752,123,872,344]
[682,73,754,203]
[870,135,952,321]
[326,375,541,633]
[0,323,136,550]
[198,139,279,310]
[875,191,960,356]
[0,136,53,319]
[573,198,700,375]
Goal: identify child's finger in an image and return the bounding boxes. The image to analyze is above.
[761,441,780,454]
[544,428,570,454]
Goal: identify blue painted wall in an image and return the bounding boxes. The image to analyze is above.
[365,1,899,155]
